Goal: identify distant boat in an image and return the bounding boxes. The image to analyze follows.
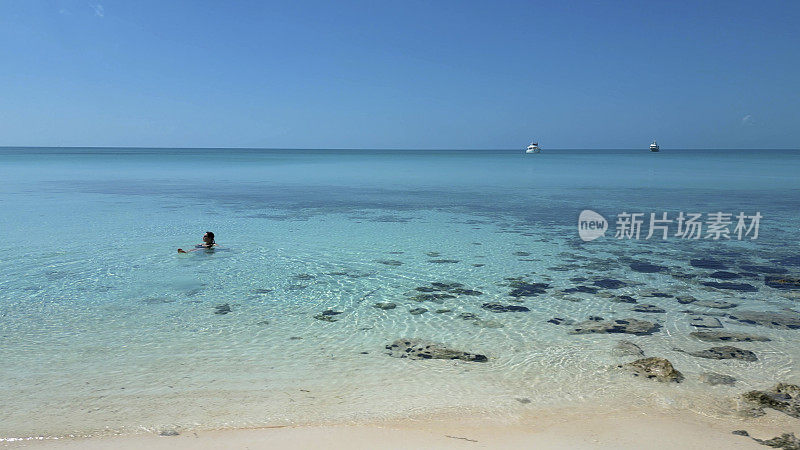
[526,141,541,154]
[649,140,660,152]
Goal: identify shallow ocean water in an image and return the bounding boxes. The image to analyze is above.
[1,148,799,438]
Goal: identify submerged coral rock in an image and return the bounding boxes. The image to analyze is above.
[547,317,575,326]
[728,311,800,330]
[643,292,673,298]
[741,383,800,419]
[472,318,504,328]
[632,304,666,313]
[619,357,683,382]
[709,271,741,280]
[753,432,800,449]
[699,372,736,386]
[692,299,738,309]
[629,262,667,273]
[563,286,599,294]
[373,302,397,310]
[409,307,428,315]
[449,288,483,296]
[376,259,403,266]
[385,339,488,362]
[690,258,729,270]
[481,302,530,313]
[507,280,549,297]
[676,346,757,361]
[702,281,758,292]
[214,303,231,315]
[569,317,660,335]
[743,264,790,273]
[410,293,455,303]
[313,314,337,322]
[612,340,645,358]
[431,282,463,290]
[592,278,627,289]
[314,309,343,322]
[765,275,800,290]
[689,316,723,328]
[690,331,770,342]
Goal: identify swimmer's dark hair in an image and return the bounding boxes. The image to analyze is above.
[205,231,215,243]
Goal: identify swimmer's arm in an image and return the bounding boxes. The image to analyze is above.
[177,247,201,253]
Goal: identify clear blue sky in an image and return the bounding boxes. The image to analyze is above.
[1,1,797,149]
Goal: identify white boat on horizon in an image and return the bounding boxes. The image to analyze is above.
[650,140,660,152]
[526,141,540,154]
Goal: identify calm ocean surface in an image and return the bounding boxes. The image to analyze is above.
[1,148,799,439]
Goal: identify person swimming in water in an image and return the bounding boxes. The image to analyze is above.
[178,231,219,253]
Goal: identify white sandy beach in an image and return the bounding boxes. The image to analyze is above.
[9,407,799,450]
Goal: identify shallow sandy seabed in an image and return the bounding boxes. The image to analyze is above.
[8,407,800,450]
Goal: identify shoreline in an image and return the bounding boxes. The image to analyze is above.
[7,406,799,449]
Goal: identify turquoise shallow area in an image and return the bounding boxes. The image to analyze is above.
[1,148,799,438]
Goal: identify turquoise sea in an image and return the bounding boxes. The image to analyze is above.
[1,148,799,439]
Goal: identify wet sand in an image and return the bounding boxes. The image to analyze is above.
[9,407,799,450]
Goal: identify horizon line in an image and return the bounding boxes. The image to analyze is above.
[1,146,799,151]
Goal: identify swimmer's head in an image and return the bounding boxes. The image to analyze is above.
[203,231,215,244]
